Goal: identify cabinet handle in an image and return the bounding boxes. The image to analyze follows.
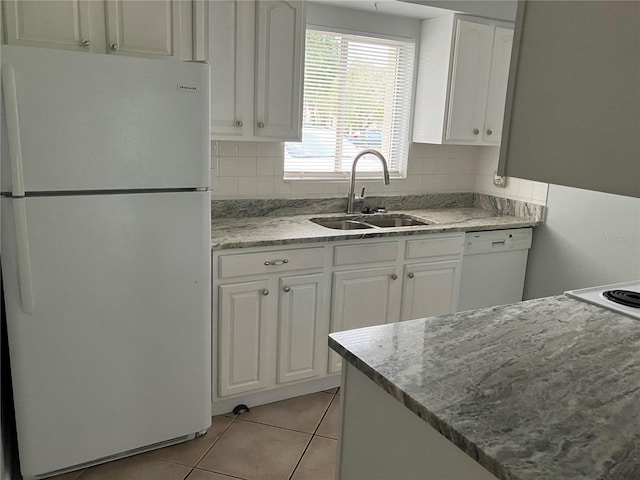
[264,259,289,266]
[473,128,480,135]
[486,128,493,135]
[234,120,243,127]
[283,286,291,293]
[408,272,415,279]
[257,122,265,129]
[391,274,398,280]
[109,42,119,51]
[81,38,90,47]
[262,289,269,296]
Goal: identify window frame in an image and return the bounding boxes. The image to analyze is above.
[284,25,416,181]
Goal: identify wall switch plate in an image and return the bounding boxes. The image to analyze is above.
[493,172,507,188]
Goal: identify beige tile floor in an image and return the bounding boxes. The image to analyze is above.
[48,388,340,480]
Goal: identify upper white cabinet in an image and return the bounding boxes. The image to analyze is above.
[198,0,305,141]
[2,0,92,52]
[2,0,192,59]
[499,1,640,198]
[412,15,513,146]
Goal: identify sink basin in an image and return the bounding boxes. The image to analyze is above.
[363,216,428,228]
[311,215,430,230]
[311,219,373,230]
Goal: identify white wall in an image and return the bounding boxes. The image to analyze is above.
[524,185,640,299]
[402,0,517,21]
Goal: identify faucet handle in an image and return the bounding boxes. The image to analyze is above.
[360,186,366,199]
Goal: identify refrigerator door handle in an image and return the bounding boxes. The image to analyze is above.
[2,64,26,197]
[13,199,34,315]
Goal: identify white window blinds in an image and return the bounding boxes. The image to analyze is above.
[284,28,415,178]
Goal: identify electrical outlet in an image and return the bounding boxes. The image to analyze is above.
[493,172,507,188]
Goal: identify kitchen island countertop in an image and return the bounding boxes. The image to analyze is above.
[329,295,640,480]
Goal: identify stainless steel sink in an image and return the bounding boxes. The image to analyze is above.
[363,216,428,228]
[310,215,430,230]
[311,219,373,230]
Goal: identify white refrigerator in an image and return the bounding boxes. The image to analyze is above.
[0,45,211,479]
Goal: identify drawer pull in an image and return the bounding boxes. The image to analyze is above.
[283,286,291,293]
[264,259,289,266]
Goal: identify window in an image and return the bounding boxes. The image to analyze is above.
[284,28,415,179]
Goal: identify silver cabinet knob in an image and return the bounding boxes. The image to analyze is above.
[486,129,493,135]
[257,122,265,129]
[81,38,90,47]
[262,289,269,296]
[391,274,398,280]
[109,42,119,51]
[234,120,243,127]
[408,272,415,279]
[473,128,480,135]
[283,286,291,293]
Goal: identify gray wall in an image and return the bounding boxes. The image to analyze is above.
[524,185,640,299]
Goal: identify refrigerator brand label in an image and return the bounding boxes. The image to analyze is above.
[177,83,199,93]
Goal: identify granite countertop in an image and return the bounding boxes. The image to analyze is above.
[329,296,640,480]
[211,194,544,249]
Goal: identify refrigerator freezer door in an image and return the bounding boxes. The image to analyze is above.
[1,192,211,477]
[0,45,210,193]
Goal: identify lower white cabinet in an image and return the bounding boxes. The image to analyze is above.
[218,280,270,397]
[328,266,402,374]
[277,273,326,384]
[212,232,464,410]
[214,246,328,402]
[400,260,461,321]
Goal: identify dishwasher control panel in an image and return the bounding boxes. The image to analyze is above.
[464,228,532,255]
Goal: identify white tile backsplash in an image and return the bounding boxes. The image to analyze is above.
[210,140,548,205]
[473,147,548,205]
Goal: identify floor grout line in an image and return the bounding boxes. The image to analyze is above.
[191,413,239,471]
[287,393,336,480]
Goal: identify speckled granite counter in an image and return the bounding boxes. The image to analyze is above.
[329,296,640,480]
[211,194,543,249]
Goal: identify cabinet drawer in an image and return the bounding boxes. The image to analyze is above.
[334,242,398,266]
[219,247,325,278]
[405,236,463,260]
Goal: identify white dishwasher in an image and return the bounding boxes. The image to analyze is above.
[458,228,533,311]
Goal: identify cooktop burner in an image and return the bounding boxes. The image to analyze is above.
[565,281,640,320]
[602,289,640,308]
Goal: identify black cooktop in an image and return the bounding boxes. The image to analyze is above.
[602,289,640,308]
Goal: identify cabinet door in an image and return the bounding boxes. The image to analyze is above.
[208,0,254,138]
[400,261,461,322]
[254,0,304,140]
[445,20,493,144]
[105,0,188,59]
[3,0,91,51]
[482,26,513,145]
[277,273,326,384]
[329,266,401,373]
[218,280,270,397]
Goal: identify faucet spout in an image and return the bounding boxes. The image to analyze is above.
[347,149,390,214]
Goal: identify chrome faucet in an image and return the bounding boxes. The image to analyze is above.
[347,149,390,214]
